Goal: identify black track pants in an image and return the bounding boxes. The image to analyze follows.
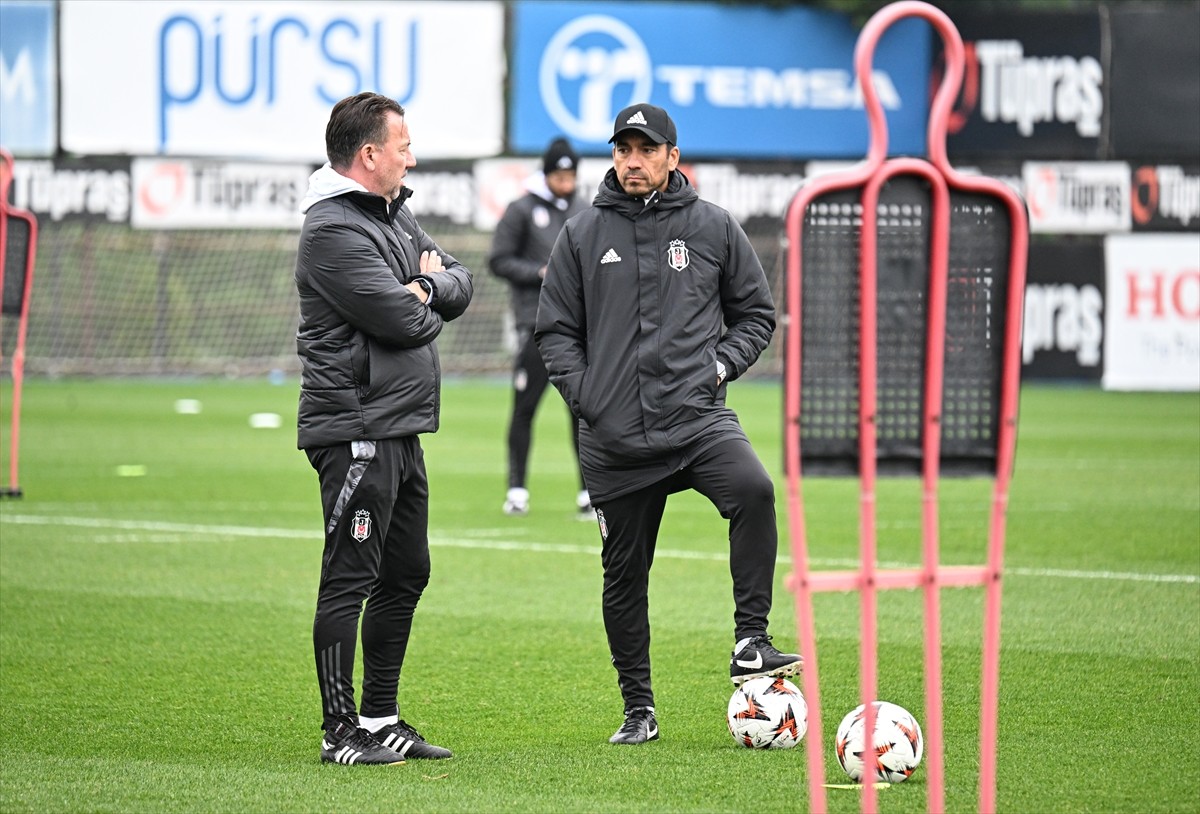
[507,328,583,490]
[593,435,777,710]
[306,436,431,730]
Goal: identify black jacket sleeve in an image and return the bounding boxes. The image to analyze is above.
[715,213,775,380]
[534,220,588,419]
[302,221,445,349]
[489,197,545,287]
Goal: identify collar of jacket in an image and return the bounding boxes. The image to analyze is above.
[343,185,414,223]
[594,168,696,217]
[389,186,414,220]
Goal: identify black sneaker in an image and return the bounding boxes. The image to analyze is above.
[730,635,803,686]
[320,717,405,765]
[609,706,659,744]
[372,719,453,759]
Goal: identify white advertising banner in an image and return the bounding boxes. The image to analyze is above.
[1103,234,1200,391]
[60,1,504,160]
[1023,161,1132,234]
[131,158,309,229]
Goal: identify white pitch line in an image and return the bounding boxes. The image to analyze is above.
[1,513,1196,585]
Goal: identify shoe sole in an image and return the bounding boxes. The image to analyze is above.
[320,755,406,766]
[730,660,803,686]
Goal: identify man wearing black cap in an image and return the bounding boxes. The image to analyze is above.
[489,137,590,519]
[535,104,802,745]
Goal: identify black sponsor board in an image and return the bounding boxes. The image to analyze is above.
[1130,164,1200,232]
[1022,236,1105,381]
[1109,4,1200,161]
[941,8,1104,159]
[6,156,132,224]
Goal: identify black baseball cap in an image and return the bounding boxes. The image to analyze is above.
[608,103,677,146]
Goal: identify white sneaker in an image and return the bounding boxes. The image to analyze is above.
[503,487,530,516]
[576,489,595,521]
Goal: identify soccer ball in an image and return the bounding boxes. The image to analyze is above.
[835,701,924,783]
[727,676,808,749]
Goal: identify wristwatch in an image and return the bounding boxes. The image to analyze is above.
[414,276,434,302]
[716,360,727,385]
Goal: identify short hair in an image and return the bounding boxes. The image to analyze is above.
[325,92,406,170]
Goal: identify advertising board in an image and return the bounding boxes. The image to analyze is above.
[943,8,1104,159]
[1103,233,1200,391]
[60,1,504,161]
[0,0,56,156]
[131,158,309,229]
[6,156,131,223]
[509,1,931,159]
[1131,165,1200,233]
[1024,162,1131,235]
[1022,237,1105,381]
[1108,4,1200,160]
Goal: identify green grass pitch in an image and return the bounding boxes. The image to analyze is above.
[0,377,1196,813]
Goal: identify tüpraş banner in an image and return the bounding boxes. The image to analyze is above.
[1024,161,1131,235]
[7,156,132,223]
[131,158,310,229]
[0,0,56,157]
[1130,165,1200,232]
[59,1,505,161]
[1022,237,1105,381]
[510,1,931,159]
[943,8,1104,159]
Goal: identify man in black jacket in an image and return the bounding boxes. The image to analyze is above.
[489,137,589,519]
[295,92,472,765]
[535,103,801,745]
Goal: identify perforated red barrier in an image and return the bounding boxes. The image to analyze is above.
[783,3,1028,812]
[1,148,39,498]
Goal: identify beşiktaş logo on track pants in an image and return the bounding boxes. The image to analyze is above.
[351,510,372,542]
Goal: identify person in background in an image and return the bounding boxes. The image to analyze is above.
[535,104,801,746]
[294,92,473,765]
[489,137,590,519]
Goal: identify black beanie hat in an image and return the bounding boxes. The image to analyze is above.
[542,137,578,175]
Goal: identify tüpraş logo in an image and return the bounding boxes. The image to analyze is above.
[955,39,1102,138]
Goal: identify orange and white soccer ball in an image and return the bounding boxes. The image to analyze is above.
[835,701,924,783]
[727,676,808,749]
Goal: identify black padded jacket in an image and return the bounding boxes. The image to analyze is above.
[294,166,473,449]
[535,168,774,474]
[488,180,586,334]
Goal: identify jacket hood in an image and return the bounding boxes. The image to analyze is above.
[525,173,574,211]
[300,163,415,217]
[593,167,697,216]
[300,164,366,213]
